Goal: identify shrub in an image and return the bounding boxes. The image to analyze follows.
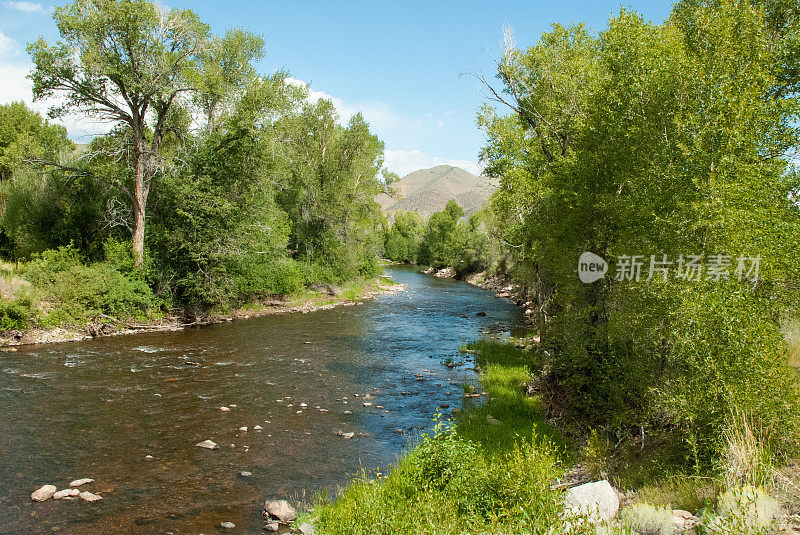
[0,295,35,331]
[704,486,781,534]
[621,503,675,535]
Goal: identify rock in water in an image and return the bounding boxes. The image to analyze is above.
[69,478,94,487]
[263,520,279,532]
[53,488,80,499]
[79,491,102,502]
[31,485,57,502]
[195,439,218,449]
[264,499,297,523]
[564,480,619,523]
[220,521,235,529]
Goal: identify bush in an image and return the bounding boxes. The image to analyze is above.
[0,295,35,331]
[704,486,781,534]
[621,503,675,535]
[23,245,158,324]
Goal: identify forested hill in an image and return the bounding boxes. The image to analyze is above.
[376,165,497,219]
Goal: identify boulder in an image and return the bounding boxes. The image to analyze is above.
[434,267,456,278]
[564,480,619,523]
[264,499,297,523]
[31,485,57,502]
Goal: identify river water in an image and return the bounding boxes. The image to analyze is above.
[0,267,524,534]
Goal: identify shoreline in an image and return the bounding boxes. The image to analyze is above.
[0,276,405,348]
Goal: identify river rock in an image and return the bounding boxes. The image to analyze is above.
[54,488,80,499]
[79,491,102,502]
[239,471,252,477]
[195,439,218,449]
[31,485,57,502]
[220,521,235,530]
[564,480,619,523]
[263,520,279,532]
[253,425,263,430]
[264,499,297,523]
[238,426,248,432]
[219,406,230,411]
[69,478,94,487]
[298,521,316,534]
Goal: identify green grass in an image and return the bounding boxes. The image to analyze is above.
[304,341,584,535]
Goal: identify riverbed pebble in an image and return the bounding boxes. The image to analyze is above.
[144,455,154,461]
[220,521,235,530]
[253,425,263,430]
[69,478,94,487]
[239,471,252,477]
[219,406,230,412]
[238,426,248,432]
[195,439,218,449]
[54,488,80,500]
[264,499,297,523]
[79,491,102,502]
[31,485,57,502]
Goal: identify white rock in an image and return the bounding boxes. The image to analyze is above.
[298,521,316,534]
[31,485,57,502]
[239,426,248,432]
[54,488,80,499]
[219,406,230,411]
[263,520,279,532]
[564,480,619,523]
[195,439,218,449]
[79,491,102,502]
[253,425,263,430]
[69,478,94,487]
[220,521,235,529]
[144,455,154,461]
[239,471,252,477]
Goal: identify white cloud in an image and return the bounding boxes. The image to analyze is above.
[4,1,46,13]
[384,149,483,178]
[0,30,17,55]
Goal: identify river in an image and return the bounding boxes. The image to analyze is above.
[0,267,524,534]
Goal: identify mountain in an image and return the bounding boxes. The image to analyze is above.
[376,165,498,219]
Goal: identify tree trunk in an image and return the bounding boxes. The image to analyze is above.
[132,143,147,269]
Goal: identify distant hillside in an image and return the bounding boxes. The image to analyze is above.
[376,165,497,219]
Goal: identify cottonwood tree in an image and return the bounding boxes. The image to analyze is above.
[28,0,211,268]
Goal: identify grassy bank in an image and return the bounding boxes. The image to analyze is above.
[0,249,402,346]
[302,338,800,534]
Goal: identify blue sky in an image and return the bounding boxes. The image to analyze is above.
[0,0,674,176]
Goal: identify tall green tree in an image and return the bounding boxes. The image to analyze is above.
[28,0,210,268]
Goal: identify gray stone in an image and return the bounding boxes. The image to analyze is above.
[31,485,57,502]
[195,439,218,449]
[298,521,316,534]
[219,521,235,530]
[564,480,619,523]
[239,471,252,477]
[264,499,296,523]
[263,520,279,532]
[53,488,80,499]
[69,478,94,487]
[78,491,102,502]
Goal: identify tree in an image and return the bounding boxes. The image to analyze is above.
[28,0,210,267]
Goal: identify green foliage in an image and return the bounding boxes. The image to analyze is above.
[416,202,495,275]
[383,211,424,263]
[0,295,35,331]
[0,101,72,181]
[311,419,570,535]
[24,245,157,324]
[478,0,800,475]
[276,100,386,281]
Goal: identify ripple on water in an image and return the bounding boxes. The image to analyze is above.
[133,346,161,353]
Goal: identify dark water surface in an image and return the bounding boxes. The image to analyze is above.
[0,267,524,534]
